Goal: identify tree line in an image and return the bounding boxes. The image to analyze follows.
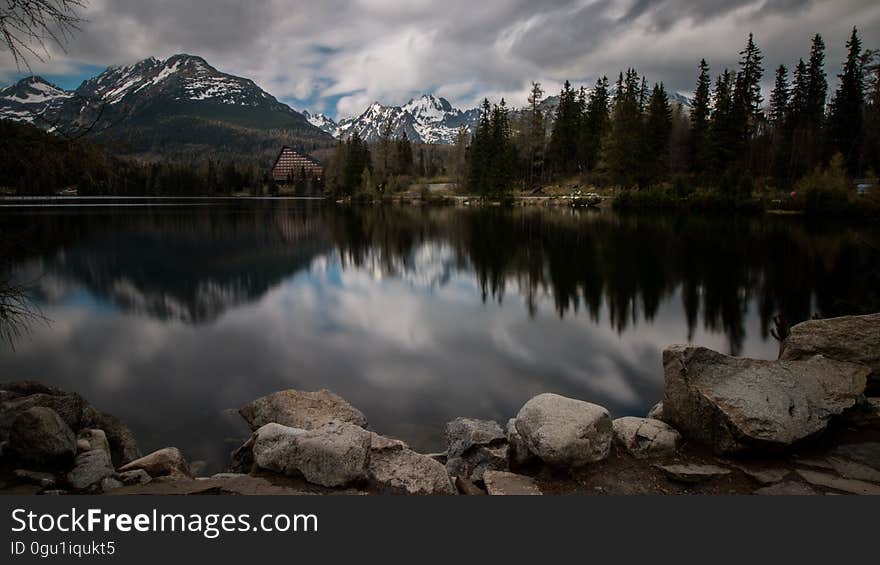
[459,28,880,202]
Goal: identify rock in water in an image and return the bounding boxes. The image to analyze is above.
[515,394,612,467]
[118,447,191,479]
[67,450,115,490]
[780,313,880,390]
[445,418,508,481]
[368,434,454,495]
[239,389,367,431]
[612,417,682,458]
[252,421,371,488]
[506,418,537,467]
[9,407,76,466]
[662,346,869,454]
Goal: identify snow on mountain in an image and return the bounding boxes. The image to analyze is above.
[315,94,480,144]
[74,54,278,109]
[0,76,72,124]
[302,110,340,137]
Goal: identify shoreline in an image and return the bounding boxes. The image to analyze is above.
[1,313,878,496]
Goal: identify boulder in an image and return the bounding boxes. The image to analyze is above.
[515,394,612,467]
[76,429,111,455]
[506,418,537,467]
[9,407,76,466]
[66,450,115,490]
[1,393,85,443]
[612,417,682,459]
[483,470,542,495]
[239,389,367,431]
[252,421,371,488]
[655,463,731,483]
[118,447,191,479]
[368,435,454,495]
[780,313,880,390]
[100,477,123,492]
[662,346,869,454]
[80,406,141,466]
[445,418,508,481]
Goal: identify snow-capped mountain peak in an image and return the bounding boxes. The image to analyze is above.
[0,76,73,124]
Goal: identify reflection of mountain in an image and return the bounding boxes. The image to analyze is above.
[321,207,880,355]
[6,202,332,323]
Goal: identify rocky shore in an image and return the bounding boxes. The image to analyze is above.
[2,313,879,496]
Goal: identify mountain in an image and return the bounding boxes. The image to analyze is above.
[318,94,481,144]
[312,89,690,145]
[0,55,333,161]
[0,76,73,125]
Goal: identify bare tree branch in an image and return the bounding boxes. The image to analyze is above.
[0,0,87,70]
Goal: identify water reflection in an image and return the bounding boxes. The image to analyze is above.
[0,201,877,472]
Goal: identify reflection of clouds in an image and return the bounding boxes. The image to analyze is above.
[0,245,774,472]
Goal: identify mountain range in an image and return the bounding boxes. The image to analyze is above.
[1,54,693,158]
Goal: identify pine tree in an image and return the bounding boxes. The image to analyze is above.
[731,33,764,172]
[644,83,672,185]
[768,65,790,127]
[468,99,493,195]
[582,76,610,171]
[547,81,581,176]
[806,34,828,127]
[605,69,643,187]
[709,69,736,179]
[525,81,546,187]
[690,59,712,173]
[828,27,864,175]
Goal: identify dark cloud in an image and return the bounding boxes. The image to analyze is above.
[0,0,876,116]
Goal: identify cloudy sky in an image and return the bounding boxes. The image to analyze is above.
[2,0,879,119]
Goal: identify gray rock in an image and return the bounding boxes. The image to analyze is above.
[80,406,141,466]
[66,450,115,490]
[795,469,880,495]
[9,407,76,466]
[647,402,665,421]
[754,481,818,495]
[612,417,682,459]
[655,463,731,483]
[252,421,371,488]
[483,470,542,495]
[515,393,612,467]
[445,418,508,481]
[662,345,869,453]
[506,418,537,467]
[1,392,86,441]
[455,476,487,496]
[118,469,152,486]
[118,447,191,479]
[77,429,110,455]
[239,389,367,431]
[780,313,880,389]
[368,435,454,495]
[14,469,56,488]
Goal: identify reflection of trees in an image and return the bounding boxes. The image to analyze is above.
[324,206,880,355]
[3,201,331,323]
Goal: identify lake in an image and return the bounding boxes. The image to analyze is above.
[1,199,878,473]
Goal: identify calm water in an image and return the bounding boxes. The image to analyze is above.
[1,199,878,473]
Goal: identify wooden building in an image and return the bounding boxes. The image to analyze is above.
[271,146,324,184]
